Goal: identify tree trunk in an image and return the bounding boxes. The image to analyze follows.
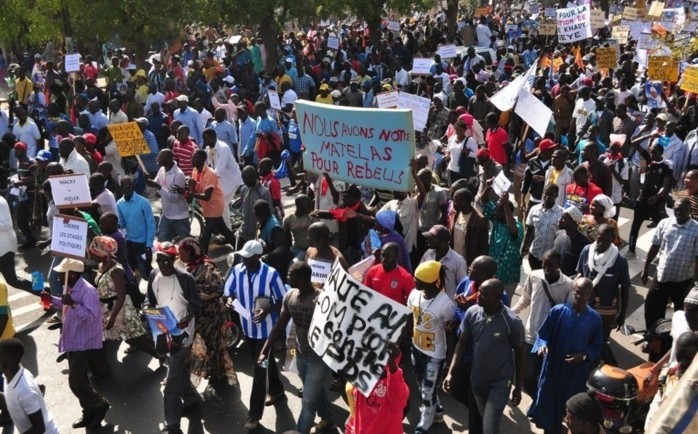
[260,13,279,73]
[367,16,382,49]
[447,0,458,39]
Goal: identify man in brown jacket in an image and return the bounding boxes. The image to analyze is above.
[450,187,489,267]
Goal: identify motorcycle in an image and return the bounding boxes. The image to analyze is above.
[621,319,674,363]
[585,320,673,433]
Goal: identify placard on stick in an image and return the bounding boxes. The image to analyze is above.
[647,56,680,82]
[51,214,88,260]
[268,90,282,110]
[680,66,698,93]
[64,54,81,73]
[539,18,558,35]
[48,173,92,208]
[437,44,457,59]
[107,122,151,157]
[411,58,432,75]
[611,25,630,44]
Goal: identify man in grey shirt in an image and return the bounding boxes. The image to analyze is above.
[444,278,526,434]
[238,165,273,244]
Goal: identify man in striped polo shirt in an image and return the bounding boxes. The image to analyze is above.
[224,240,287,431]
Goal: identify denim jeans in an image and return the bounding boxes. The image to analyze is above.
[164,345,199,428]
[412,347,444,431]
[296,353,334,434]
[157,216,190,242]
[472,383,511,434]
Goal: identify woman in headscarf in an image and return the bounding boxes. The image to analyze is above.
[579,194,622,246]
[363,209,412,272]
[88,236,154,355]
[459,113,484,146]
[178,238,237,386]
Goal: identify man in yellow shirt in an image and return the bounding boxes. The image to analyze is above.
[315,83,333,104]
[14,69,33,108]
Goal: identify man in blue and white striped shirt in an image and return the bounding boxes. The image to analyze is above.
[224,240,286,430]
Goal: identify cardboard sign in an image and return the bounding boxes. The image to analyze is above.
[648,1,665,19]
[296,100,415,192]
[545,7,557,17]
[647,56,680,81]
[514,88,553,138]
[411,58,432,75]
[376,91,399,109]
[107,122,151,157]
[557,5,592,43]
[492,171,513,195]
[327,36,340,50]
[308,262,411,397]
[268,89,282,110]
[50,214,88,260]
[475,7,490,17]
[387,20,400,32]
[539,18,558,35]
[596,46,618,68]
[64,54,81,73]
[680,66,698,93]
[623,7,642,20]
[397,92,431,131]
[590,10,606,30]
[48,174,91,208]
[437,44,458,59]
[612,25,630,44]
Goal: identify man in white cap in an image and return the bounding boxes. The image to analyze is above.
[144,242,201,434]
[173,94,203,146]
[224,240,286,431]
[553,206,590,277]
[43,258,109,429]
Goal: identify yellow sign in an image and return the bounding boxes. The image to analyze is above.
[596,47,618,69]
[539,18,557,36]
[107,122,151,157]
[680,66,698,93]
[475,7,489,17]
[647,56,679,82]
[553,57,564,72]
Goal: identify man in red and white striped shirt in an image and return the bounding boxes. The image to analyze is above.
[172,125,197,177]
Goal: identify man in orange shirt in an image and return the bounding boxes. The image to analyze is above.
[188,149,236,253]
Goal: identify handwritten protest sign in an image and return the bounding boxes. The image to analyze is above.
[51,214,88,260]
[545,7,557,17]
[296,100,415,192]
[647,1,665,19]
[539,18,558,35]
[268,90,282,110]
[647,56,680,82]
[387,20,400,32]
[590,10,605,30]
[107,122,150,157]
[557,5,592,43]
[475,7,489,17]
[48,174,91,208]
[680,66,698,93]
[309,262,410,396]
[596,47,618,68]
[514,88,553,138]
[411,58,432,75]
[327,36,340,50]
[638,33,658,50]
[64,54,81,73]
[611,25,630,44]
[376,91,399,109]
[308,259,333,285]
[623,7,643,21]
[437,44,457,59]
[397,92,430,132]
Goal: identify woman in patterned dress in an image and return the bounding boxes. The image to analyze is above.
[88,236,155,356]
[178,238,237,386]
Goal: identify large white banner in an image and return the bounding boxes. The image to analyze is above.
[557,5,592,43]
[490,60,538,112]
[309,262,411,397]
[515,88,553,138]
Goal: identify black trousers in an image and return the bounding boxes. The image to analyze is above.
[645,279,693,329]
[126,241,152,279]
[246,338,284,420]
[528,255,543,271]
[628,199,664,252]
[68,350,108,413]
[0,252,33,293]
[200,216,236,254]
[16,197,35,244]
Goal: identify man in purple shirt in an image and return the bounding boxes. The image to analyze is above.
[44,258,109,429]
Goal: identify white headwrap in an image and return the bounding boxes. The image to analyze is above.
[592,195,616,219]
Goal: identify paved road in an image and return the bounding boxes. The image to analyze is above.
[5,187,658,434]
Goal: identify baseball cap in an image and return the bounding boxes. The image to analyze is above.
[422,224,450,241]
[53,258,85,273]
[36,150,52,161]
[236,240,264,258]
[175,95,189,103]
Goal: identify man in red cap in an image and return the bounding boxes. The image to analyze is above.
[521,137,557,217]
[476,148,502,203]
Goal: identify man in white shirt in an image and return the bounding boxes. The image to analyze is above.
[193,98,212,135]
[476,17,493,47]
[0,338,60,434]
[11,107,42,158]
[146,149,190,242]
[280,81,298,111]
[201,128,243,230]
[108,99,128,125]
[512,249,574,398]
[145,83,165,115]
[90,172,118,215]
[394,61,410,88]
[59,138,90,176]
[211,108,238,158]
[573,86,595,138]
